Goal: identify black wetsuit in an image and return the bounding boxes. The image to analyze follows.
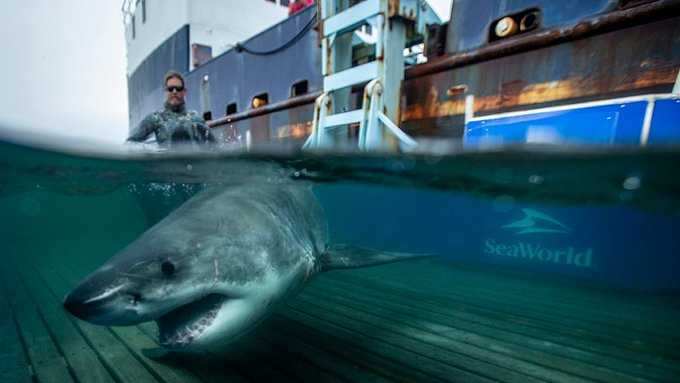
[127,102,216,148]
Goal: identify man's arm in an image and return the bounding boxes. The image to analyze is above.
[126,114,158,143]
[191,115,217,144]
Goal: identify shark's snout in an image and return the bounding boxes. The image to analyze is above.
[63,281,142,325]
[63,289,106,321]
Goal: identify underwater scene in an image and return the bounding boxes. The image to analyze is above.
[1,133,680,383]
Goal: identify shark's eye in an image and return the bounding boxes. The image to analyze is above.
[161,260,176,277]
[130,292,142,305]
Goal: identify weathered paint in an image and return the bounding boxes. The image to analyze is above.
[210,103,315,150]
[127,1,680,147]
[401,16,680,137]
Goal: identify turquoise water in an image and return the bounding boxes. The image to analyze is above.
[1,134,679,382]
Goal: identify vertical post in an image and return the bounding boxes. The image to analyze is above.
[328,0,353,148]
[464,94,475,124]
[371,10,406,151]
[640,98,655,146]
[200,75,211,119]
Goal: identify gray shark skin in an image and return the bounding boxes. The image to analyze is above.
[63,184,427,355]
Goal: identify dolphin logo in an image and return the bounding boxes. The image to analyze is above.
[502,208,570,235]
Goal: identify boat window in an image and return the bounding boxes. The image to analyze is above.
[291,80,308,97]
[280,0,290,6]
[192,44,213,69]
[251,93,269,108]
[132,15,136,39]
[203,111,213,121]
[226,103,238,115]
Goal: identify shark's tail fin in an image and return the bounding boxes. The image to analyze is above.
[320,244,434,272]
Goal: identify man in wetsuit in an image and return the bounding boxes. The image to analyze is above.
[127,71,215,148]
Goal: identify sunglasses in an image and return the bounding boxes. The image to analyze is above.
[166,85,185,93]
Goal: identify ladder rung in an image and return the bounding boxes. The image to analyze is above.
[324,61,378,92]
[324,0,380,37]
[324,110,364,128]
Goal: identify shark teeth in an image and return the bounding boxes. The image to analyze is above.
[157,294,226,348]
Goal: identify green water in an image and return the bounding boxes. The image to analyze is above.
[1,136,680,382]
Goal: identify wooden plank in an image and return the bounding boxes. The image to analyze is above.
[109,326,205,383]
[14,262,117,383]
[136,322,301,383]
[429,266,680,337]
[339,270,680,371]
[433,262,680,320]
[138,325,302,383]
[289,292,579,383]
[307,277,661,383]
[138,319,334,383]
[0,273,32,383]
[360,262,680,340]
[0,264,75,383]
[270,313,456,383]
[319,274,676,383]
[33,262,160,383]
[250,332,347,383]
[352,264,680,346]
[256,324,395,383]
[228,336,309,383]
[334,271,680,370]
[276,308,495,383]
[136,322,251,383]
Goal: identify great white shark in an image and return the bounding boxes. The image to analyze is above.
[63,183,428,356]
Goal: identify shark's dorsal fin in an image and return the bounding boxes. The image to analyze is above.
[320,244,433,272]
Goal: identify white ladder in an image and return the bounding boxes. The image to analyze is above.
[303,0,418,152]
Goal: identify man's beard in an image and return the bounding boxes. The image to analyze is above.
[166,99,185,112]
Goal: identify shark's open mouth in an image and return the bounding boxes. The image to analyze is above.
[156,294,227,348]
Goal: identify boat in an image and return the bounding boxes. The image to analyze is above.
[122,0,680,151]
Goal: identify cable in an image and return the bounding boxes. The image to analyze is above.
[234,11,317,56]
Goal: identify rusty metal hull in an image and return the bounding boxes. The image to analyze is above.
[130,2,680,147]
[401,16,680,138]
[210,102,316,152]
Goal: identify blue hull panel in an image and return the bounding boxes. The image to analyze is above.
[464,95,680,148]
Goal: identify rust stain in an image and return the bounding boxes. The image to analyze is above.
[446,84,468,97]
[517,79,580,105]
[400,71,678,123]
[402,84,468,121]
[500,80,525,106]
[612,66,679,91]
[276,122,313,139]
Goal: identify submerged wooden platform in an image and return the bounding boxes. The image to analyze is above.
[1,256,679,383]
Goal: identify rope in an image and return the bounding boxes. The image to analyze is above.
[234,11,317,56]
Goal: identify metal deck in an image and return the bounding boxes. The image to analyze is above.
[2,257,679,383]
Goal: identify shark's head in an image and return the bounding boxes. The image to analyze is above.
[62,193,301,352]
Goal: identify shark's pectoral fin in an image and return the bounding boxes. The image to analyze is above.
[320,244,434,272]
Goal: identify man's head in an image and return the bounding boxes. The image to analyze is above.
[164,71,186,108]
